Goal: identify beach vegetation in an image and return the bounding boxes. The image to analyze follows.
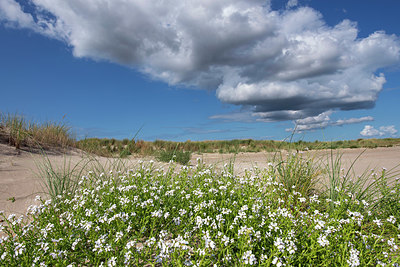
[1,152,400,265]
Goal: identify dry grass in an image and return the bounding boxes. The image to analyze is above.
[2,111,400,158]
[0,112,74,150]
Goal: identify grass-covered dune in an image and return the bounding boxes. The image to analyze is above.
[0,113,74,151]
[76,137,400,159]
[2,112,400,164]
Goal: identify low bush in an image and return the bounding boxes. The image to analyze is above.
[157,150,192,165]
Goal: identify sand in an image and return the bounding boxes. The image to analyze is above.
[192,146,400,175]
[0,144,159,217]
[1,143,400,217]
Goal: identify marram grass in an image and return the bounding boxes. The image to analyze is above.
[75,137,400,159]
[0,112,73,150]
[1,159,400,266]
[3,112,400,159]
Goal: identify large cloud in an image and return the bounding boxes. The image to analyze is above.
[1,0,400,123]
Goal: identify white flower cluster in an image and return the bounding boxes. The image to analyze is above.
[0,160,398,266]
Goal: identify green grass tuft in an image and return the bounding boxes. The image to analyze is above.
[157,150,192,165]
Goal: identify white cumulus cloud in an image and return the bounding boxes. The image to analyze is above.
[379,125,398,136]
[1,0,400,123]
[360,125,398,137]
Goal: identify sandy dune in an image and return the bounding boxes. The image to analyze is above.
[1,143,400,217]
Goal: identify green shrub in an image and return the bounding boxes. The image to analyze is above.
[157,150,192,165]
[119,149,132,158]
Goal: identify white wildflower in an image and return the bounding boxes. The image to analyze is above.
[242,250,257,265]
[272,257,283,267]
[260,254,268,262]
[104,244,112,252]
[173,217,181,226]
[203,231,215,250]
[317,235,329,247]
[14,242,25,257]
[126,240,136,250]
[310,194,320,203]
[223,253,232,262]
[314,219,326,230]
[387,216,396,224]
[71,238,81,251]
[115,231,123,242]
[347,248,360,267]
[268,222,279,232]
[221,235,231,246]
[373,218,382,227]
[274,237,285,252]
[107,256,117,267]
[124,251,132,264]
[388,238,399,251]
[179,209,187,216]
[151,209,163,218]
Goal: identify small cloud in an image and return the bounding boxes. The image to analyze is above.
[334,116,374,126]
[286,0,299,9]
[360,125,398,137]
[285,111,374,133]
[379,125,398,136]
[286,111,331,132]
[360,125,381,137]
[209,111,255,123]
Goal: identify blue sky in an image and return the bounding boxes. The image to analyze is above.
[0,0,399,142]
